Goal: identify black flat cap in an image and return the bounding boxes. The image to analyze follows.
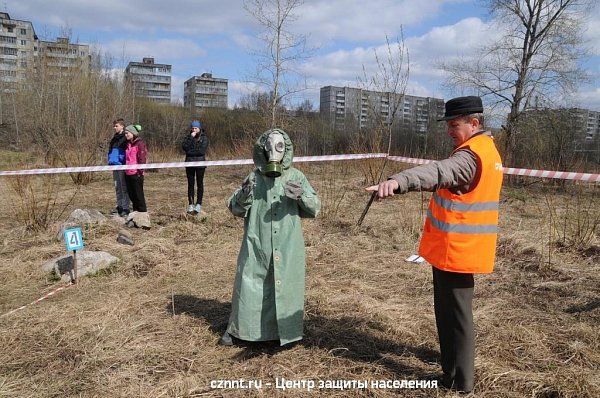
[437,96,483,121]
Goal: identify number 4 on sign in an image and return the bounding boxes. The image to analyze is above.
[64,227,84,252]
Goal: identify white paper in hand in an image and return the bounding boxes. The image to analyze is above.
[405,254,425,263]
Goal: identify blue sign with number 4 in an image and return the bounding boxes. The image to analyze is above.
[64,227,84,251]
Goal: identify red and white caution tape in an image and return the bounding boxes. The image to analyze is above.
[387,155,434,165]
[387,155,600,183]
[501,167,599,182]
[0,283,72,318]
[0,152,597,182]
[0,153,387,176]
[296,153,387,162]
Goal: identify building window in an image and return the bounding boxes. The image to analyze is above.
[20,28,27,35]
[0,35,15,43]
[2,47,18,55]
[7,27,13,33]
[21,39,26,45]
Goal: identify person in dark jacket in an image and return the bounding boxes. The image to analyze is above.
[108,118,130,217]
[181,120,209,214]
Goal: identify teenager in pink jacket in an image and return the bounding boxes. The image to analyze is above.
[124,124,148,212]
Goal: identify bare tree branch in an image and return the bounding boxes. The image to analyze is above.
[443,0,591,165]
[244,0,313,128]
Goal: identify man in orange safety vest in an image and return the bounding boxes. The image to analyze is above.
[366,96,503,394]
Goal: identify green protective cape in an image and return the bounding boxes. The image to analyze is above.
[226,129,321,345]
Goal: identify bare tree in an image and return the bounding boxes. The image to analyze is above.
[244,0,310,128]
[357,33,410,183]
[13,46,134,184]
[441,0,591,165]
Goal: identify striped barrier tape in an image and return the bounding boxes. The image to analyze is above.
[388,155,600,183]
[501,167,599,182]
[387,155,434,165]
[0,153,388,176]
[0,283,72,318]
[0,152,597,182]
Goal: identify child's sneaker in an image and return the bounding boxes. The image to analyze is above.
[194,204,202,214]
[187,204,194,214]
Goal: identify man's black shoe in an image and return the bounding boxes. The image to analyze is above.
[436,375,472,394]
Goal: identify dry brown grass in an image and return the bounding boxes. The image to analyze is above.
[0,163,598,398]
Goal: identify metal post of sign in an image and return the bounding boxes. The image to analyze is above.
[72,250,78,284]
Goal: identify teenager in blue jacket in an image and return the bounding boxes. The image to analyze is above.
[108,118,129,217]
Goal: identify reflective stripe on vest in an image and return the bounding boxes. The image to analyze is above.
[432,192,499,212]
[426,209,498,234]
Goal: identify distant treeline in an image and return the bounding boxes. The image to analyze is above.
[0,63,597,176]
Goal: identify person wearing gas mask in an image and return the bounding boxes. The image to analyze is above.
[220,128,321,347]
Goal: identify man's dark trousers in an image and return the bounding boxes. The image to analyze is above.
[432,266,475,392]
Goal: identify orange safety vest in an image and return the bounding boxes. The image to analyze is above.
[418,133,503,274]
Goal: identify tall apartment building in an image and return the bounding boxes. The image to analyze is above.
[522,107,600,142]
[183,73,228,113]
[1,13,91,86]
[0,12,36,84]
[37,37,90,76]
[575,108,600,141]
[125,57,171,104]
[320,85,444,133]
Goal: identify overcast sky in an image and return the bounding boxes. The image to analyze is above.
[8,0,600,112]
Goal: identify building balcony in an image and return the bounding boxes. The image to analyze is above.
[43,52,81,59]
[195,89,227,95]
[128,67,171,76]
[45,62,82,68]
[143,89,170,95]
